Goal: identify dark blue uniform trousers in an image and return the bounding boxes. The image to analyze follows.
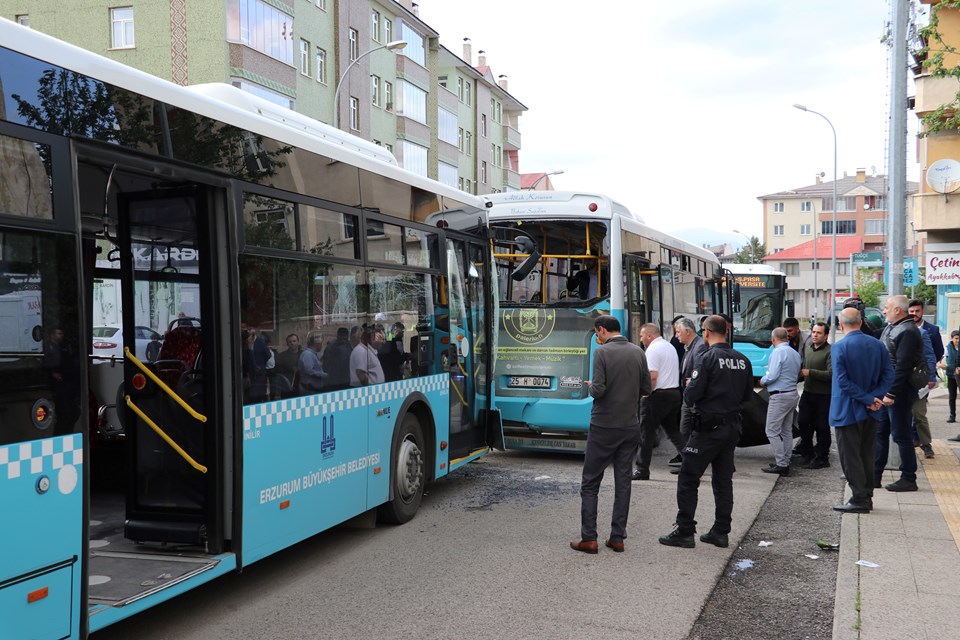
[675,420,740,535]
[580,423,642,542]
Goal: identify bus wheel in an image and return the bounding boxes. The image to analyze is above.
[378,413,425,524]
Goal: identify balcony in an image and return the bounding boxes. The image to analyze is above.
[914,73,960,115]
[504,167,520,190]
[503,124,521,151]
[913,191,960,232]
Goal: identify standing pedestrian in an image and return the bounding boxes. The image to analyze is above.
[941,330,960,427]
[658,315,754,548]
[831,309,893,513]
[907,299,942,459]
[274,333,303,398]
[633,323,685,480]
[760,327,802,476]
[675,316,710,443]
[783,317,811,355]
[796,322,832,469]
[571,315,650,554]
[876,295,924,493]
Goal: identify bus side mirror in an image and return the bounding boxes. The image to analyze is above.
[732,282,742,313]
[785,299,795,318]
[511,236,541,281]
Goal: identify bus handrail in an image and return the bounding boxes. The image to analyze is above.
[124,346,207,423]
[124,395,208,474]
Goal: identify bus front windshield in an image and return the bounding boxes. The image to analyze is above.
[494,220,609,306]
[733,285,784,347]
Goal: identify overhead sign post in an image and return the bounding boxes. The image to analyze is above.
[852,251,883,267]
[903,259,919,288]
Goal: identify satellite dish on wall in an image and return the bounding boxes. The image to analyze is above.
[926,158,960,194]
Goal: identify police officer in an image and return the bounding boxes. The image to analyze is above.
[659,315,755,549]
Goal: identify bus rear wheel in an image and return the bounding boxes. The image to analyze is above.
[378,413,425,524]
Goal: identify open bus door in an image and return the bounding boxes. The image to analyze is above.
[624,255,654,342]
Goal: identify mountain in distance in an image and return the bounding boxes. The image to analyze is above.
[667,228,757,250]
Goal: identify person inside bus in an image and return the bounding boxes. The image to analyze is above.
[298,333,328,394]
[379,321,409,382]
[350,325,385,387]
[44,326,81,434]
[567,261,605,299]
[322,327,352,390]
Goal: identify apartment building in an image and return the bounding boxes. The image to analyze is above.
[1,0,526,193]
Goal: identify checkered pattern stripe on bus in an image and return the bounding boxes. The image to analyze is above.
[243,375,449,432]
[0,434,83,480]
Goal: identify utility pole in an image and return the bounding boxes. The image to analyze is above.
[887,0,909,296]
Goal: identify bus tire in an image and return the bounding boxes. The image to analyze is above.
[378,413,425,525]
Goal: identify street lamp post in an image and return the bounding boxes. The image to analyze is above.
[793,104,837,341]
[333,40,407,130]
[526,170,564,190]
[732,229,753,263]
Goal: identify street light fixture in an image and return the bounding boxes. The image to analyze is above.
[333,40,407,129]
[793,103,837,341]
[732,229,753,263]
[526,170,564,190]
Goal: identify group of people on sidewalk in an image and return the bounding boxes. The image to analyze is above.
[571,294,960,554]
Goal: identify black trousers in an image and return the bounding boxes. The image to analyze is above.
[835,417,877,505]
[635,388,684,473]
[797,391,832,461]
[580,423,642,542]
[675,419,740,535]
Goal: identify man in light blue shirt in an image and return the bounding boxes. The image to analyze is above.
[760,327,803,475]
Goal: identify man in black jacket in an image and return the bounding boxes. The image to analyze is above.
[877,295,924,492]
[571,315,651,554]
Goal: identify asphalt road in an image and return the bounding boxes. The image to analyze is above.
[92,443,788,640]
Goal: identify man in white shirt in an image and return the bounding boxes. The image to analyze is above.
[633,323,686,480]
[350,325,385,387]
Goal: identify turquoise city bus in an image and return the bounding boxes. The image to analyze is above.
[0,20,503,639]
[725,264,790,380]
[483,191,730,453]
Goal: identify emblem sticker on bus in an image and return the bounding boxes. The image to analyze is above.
[502,308,556,345]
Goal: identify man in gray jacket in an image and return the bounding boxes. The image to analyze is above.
[571,315,651,554]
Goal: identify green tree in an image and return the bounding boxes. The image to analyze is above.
[912,1,960,137]
[734,236,767,264]
[909,275,937,306]
[856,279,885,308]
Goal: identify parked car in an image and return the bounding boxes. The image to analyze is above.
[91,325,162,361]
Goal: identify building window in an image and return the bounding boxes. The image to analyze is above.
[865,195,886,210]
[457,77,464,102]
[823,196,857,212]
[383,16,392,43]
[865,218,885,235]
[837,262,849,276]
[110,7,135,49]
[399,140,428,176]
[349,28,358,61]
[371,75,381,107]
[349,96,359,130]
[464,82,472,106]
[491,98,502,123]
[397,21,425,66]
[773,202,784,213]
[371,10,381,42]
[438,108,458,145]
[465,131,472,155]
[316,47,326,83]
[300,39,310,76]
[227,0,294,64]
[481,113,487,137]
[458,177,464,190]
[800,224,811,236]
[458,128,464,152]
[15,14,29,26]
[480,161,488,184]
[396,80,426,124]
[384,81,393,111]
[233,79,293,109]
[822,220,857,235]
[439,162,458,187]
[781,263,800,276]
[800,201,812,212]
[773,225,784,236]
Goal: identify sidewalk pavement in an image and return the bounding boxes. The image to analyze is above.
[834,386,960,639]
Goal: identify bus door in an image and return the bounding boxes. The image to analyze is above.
[0,124,84,640]
[116,185,223,552]
[445,238,490,457]
[624,257,654,344]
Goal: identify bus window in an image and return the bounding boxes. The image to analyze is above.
[0,134,54,219]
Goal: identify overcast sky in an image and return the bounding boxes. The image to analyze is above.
[418,0,920,240]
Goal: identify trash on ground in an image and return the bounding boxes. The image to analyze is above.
[758,540,773,547]
[534,475,551,481]
[805,554,819,560]
[729,558,755,576]
[855,560,880,568]
[816,540,840,551]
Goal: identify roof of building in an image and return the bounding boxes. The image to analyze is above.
[758,174,918,200]
[520,173,550,189]
[762,236,864,261]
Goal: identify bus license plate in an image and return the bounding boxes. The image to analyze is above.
[509,376,550,388]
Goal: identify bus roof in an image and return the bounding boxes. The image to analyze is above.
[0,18,483,211]
[484,191,719,266]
